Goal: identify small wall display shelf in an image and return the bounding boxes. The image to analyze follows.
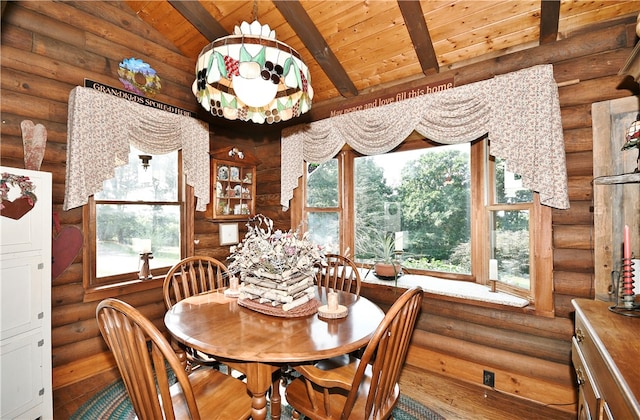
[593,173,640,185]
[207,146,259,220]
[592,96,640,302]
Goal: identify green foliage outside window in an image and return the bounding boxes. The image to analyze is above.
[305,144,532,283]
[354,146,471,274]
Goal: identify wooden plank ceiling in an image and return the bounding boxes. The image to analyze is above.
[125,0,640,107]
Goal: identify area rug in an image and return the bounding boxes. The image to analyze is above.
[71,374,445,420]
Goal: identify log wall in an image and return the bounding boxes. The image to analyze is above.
[1,0,195,385]
[1,1,288,390]
[1,2,637,416]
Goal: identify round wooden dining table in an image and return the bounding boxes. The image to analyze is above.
[164,287,384,420]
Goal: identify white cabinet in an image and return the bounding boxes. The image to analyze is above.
[0,167,52,419]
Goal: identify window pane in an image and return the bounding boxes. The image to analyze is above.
[494,157,532,203]
[491,209,530,290]
[354,144,471,274]
[306,160,338,207]
[307,212,339,254]
[96,146,178,202]
[96,204,180,277]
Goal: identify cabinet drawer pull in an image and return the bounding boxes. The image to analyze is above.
[576,367,585,386]
[575,328,585,343]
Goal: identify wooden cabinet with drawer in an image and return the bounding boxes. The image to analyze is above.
[571,299,640,419]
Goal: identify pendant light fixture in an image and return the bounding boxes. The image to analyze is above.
[192,4,313,124]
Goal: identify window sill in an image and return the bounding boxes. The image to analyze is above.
[360,270,529,308]
[83,277,164,303]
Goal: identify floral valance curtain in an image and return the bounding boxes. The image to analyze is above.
[63,87,210,211]
[281,64,569,210]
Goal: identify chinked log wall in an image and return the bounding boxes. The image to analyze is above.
[1,0,637,413]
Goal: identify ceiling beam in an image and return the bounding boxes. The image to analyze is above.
[273,0,358,98]
[539,0,560,45]
[168,0,228,41]
[398,0,439,75]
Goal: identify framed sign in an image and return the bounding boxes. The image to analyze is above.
[219,223,239,245]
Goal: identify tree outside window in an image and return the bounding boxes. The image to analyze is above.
[354,145,472,274]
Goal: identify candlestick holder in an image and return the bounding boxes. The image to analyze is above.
[609,256,639,316]
[139,252,153,280]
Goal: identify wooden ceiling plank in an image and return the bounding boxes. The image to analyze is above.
[433,12,540,61]
[168,0,228,42]
[398,0,438,75]
[273,0,358,98]
[559,3,640,34]
[539,0,560,44]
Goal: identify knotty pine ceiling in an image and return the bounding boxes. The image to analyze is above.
[125,1,640,107]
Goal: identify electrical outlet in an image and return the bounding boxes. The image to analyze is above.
[483,370,495,387]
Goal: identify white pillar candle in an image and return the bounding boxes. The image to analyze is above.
[327,290,339,311]
[230,276,239,291]
[395,232,404,251]
[140,239,151,254]
[489,259,498,280]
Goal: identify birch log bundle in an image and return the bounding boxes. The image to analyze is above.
[238,270,316,311]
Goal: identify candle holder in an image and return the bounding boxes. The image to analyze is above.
[609,256,639,316]
[139,252,153,280]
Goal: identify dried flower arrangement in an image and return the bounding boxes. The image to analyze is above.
[228,214,325,315]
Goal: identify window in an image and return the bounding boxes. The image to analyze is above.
[305,160,341,254]
[294,135,553,315]
[354,143,471,275]
[488,157,533,294]
[83,146,188,301]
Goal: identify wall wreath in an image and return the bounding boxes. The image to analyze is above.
[0,172,37,220]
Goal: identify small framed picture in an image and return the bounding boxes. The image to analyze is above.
[219,223,239,245]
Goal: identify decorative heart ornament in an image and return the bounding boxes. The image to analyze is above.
[21,120,47,171]
[0,196,34,220]
[51,225,83,281]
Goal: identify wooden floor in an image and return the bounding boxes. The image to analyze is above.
[53,364,574,419]
[53,368,121,420]
[399,364,575,420]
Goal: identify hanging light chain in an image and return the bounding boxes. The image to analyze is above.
[252,0,258,22]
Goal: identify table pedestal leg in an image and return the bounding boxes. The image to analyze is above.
[245,363,280,420]
[271,370,281,420]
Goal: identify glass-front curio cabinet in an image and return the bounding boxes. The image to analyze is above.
[207,146,259,220]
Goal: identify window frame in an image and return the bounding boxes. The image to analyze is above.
[292,136,554,316]
[82,151,194,302]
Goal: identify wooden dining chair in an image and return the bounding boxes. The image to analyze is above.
[279,253,363,384]
[96,298,252,420]
[285,286,424,420]
[315,253,362,296]
[162,256,234,371]
[163,256,231,309]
